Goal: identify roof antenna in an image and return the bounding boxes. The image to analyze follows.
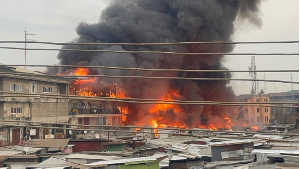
[24,15,36,69]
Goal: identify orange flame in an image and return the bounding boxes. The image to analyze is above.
[148,90,187,129]
[251,126,259,131]
[73,68,96,84]
[198,117,232,130]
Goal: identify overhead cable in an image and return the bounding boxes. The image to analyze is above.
[2,64,299,73]
[0,72,298,84]
[0,40,298,46]
[0,46,298,56]
[1,94,298,108]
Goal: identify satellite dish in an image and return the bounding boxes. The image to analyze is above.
[69,130,72,135]
[95,134,100,139]
[91,131,94,134]
[84,131,87,134]
[24,147,29,154]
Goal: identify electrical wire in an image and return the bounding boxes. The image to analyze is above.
[2,64,299,73]
[1,91,298,105]
[1,92,298,108]
[0,72,298,84]
[0,40,298,46]
[1,121,299,136]
[0,46,298,55]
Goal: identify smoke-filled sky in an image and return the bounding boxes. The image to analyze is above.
[0,0,299,95]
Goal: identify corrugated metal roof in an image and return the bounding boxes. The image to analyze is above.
[252,149,299,155]
[85,154,167,167]
[26,139,70,151]
[65,154,119,160]
[208,139,260,146]
[27,157,69,168]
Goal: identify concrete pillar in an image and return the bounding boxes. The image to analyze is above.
[9,128,12,144]
[49,125,52,135]
[63,125,66,136]
[39,128,43,139]
[20,128,24,142]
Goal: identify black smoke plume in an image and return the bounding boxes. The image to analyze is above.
[50,0,262,128]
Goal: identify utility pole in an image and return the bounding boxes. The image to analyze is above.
[24,15,36,69]
[264,73,267,94]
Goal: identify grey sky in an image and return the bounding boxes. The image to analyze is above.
[0,0,298,95]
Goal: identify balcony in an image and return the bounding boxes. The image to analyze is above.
[69,107,121,115]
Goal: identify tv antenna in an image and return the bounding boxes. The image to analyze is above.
[249,56,259,95]
[24,15,36,69]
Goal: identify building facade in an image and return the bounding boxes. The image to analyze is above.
[267,90,299,124]
[0,65,70,123]
[237,94,270,126]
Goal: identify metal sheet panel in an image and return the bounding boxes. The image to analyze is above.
[119,162,159,169]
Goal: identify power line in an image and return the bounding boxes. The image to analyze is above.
[0,72,298,84]
[2,64,299,73]
[1,93,298,108]
[0,46,298,56]
[1,120,299,136]
[0,40,298,46]
[1,91,298,105]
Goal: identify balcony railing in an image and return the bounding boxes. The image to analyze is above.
[69,107,121,115]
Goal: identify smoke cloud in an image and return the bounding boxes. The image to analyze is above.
[51,0,262,128]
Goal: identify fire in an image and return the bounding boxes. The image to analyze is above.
[118,106,129,122]
[73,68,96,84]
[69,68,130,122]
[67,68,233,131]
[148,90,187,129]
[251,126,259,131]
[198,117,232,130]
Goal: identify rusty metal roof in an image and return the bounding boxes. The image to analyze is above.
[25,139,70,151]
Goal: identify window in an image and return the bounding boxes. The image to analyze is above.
[265,108,268,112]
[30,82,37,93]
[257,117,260,122]
[11,107,22,114]
[256,99,259,102]
[10,84,22,91]
[43,87,52,93]
[257,108,259,112]
[244,109,248,114]
[10,84,14,91]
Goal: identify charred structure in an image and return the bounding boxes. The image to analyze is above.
[49,0,263,128]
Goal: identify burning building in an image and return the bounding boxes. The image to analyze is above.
[49,0,263,129]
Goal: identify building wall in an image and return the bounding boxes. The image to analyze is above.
[238,96,270,126]
[2,77,67,95]
[0,76,69,122]
[269,92,299,124]
[3,102,30,118]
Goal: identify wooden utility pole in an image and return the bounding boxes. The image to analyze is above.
[24,15,35,69]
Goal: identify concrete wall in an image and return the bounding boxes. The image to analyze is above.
[3,102,30,118]
[2,77,67,95]
[0,77,69,122]
[240,96,270,126]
